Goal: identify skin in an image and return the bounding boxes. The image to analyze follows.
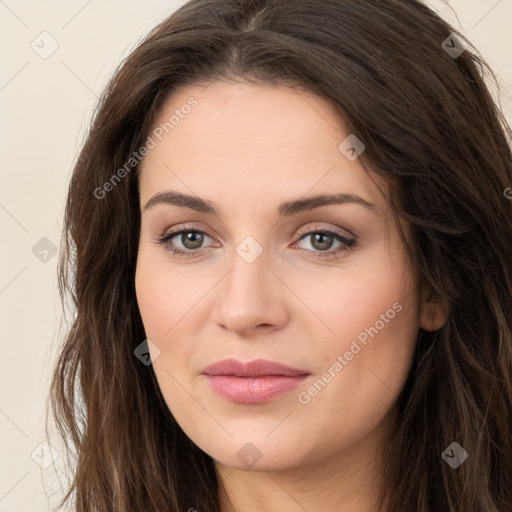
[135,81,448,512]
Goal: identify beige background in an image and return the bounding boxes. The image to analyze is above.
[0,1,510,510]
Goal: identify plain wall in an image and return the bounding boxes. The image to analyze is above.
[0,1,510,510]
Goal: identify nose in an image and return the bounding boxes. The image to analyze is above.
[214,246,289,337]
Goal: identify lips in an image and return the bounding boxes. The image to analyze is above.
[201,358,310,378]
[201,358,311,404]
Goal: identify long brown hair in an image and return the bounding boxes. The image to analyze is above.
[49,0,512,510]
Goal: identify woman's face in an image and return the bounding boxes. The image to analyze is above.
[135,81,438,472]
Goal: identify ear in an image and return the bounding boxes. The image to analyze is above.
[419,282,450,332]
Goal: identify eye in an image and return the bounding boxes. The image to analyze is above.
[153,224,356,259]
[153,226,216,257]
[292,227,356,259]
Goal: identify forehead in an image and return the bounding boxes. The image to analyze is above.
[138,81,388,213]
[145,80,348,154]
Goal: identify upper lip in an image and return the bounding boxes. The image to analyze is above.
[202,358,310,377]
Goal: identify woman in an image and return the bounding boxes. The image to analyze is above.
[49,0,512,510]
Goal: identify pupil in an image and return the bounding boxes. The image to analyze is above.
[312,233,333,251]
[183,231,203,249]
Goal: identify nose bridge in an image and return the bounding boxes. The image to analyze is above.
[224,237,271,307]
[214,234,287,333]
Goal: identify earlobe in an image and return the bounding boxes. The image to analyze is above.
[419,286,450,332]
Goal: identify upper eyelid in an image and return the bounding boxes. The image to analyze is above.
[296,224,355,239]
[162,224,355,245]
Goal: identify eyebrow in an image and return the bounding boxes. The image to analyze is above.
[142,190,377,216]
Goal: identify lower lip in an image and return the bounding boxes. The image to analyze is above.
[204,375,310,404]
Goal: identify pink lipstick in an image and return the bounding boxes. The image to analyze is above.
[201,358,311,404]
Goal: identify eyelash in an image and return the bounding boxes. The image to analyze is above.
[153,224,356,260]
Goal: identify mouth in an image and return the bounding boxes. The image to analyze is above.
[201,358,311,404]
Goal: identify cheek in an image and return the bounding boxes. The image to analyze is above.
[304,233,418,359]
[296,242,419,355]
[308,252,420,418]
[134,250,216,386]
[135,250,206,339]
[330,274,417,347]
[135,261,171,338]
